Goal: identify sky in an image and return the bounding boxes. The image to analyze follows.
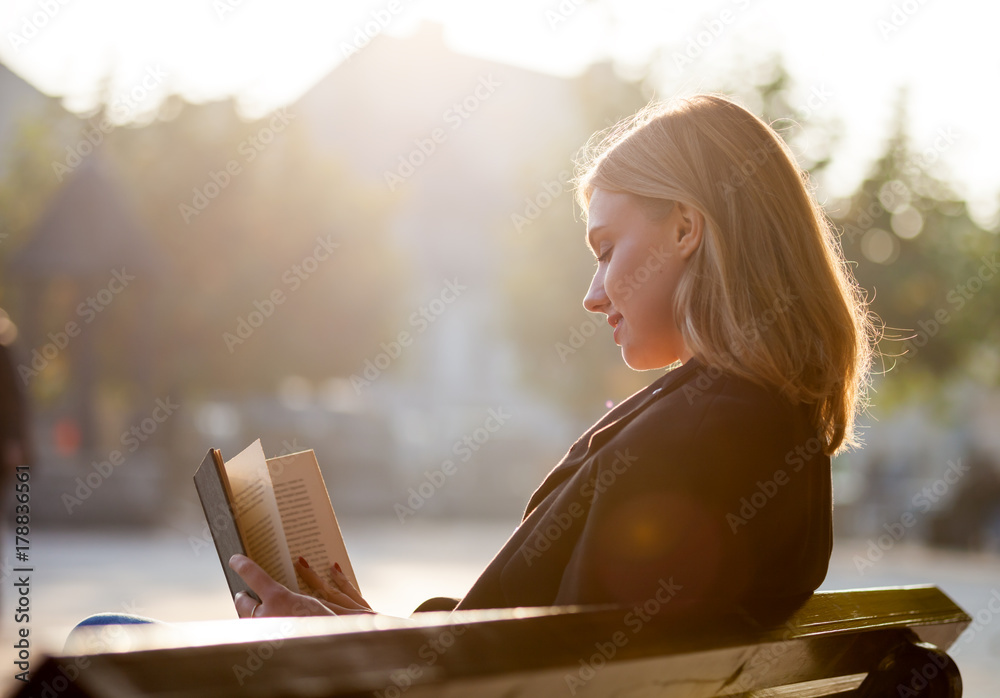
[1,0,999,226]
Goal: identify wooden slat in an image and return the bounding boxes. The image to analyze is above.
[21,586,971,698]
[747,673,866,697]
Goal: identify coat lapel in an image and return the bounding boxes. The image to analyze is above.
[523,358,703,517]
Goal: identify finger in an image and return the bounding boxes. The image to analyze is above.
[317,597,373,616]
[234,591,263,619]
[329,561,368,608]
[293,557,336,597]
[294,557,366,609]
[229,554,286,604]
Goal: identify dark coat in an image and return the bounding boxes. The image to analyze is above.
[456,358,832,616]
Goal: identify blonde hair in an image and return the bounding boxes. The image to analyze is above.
[576,94,874,455]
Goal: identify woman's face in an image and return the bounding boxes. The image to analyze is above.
[583,188,699,370]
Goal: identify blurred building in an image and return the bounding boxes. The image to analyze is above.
[0,63,51,176]
[7,154,167,524]
[280,23,620,517]
[7,22,994,536]
[292,22,584,405]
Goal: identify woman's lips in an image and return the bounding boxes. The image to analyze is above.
[608,314,623,344]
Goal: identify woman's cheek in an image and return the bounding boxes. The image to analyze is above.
[611,276,633,301]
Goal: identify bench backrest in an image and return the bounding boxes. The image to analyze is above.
[21,585,970,697]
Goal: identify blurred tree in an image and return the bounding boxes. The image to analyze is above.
[828,91,1000,404]
[496,56,846,420]
[0,101,82,412]
[102,99,412,398]
[0,101,70,291]
[718,55,841,177]
[0,96,413,440]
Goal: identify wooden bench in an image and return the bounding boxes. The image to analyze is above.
[20,585,970,697]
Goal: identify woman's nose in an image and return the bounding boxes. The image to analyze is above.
[583,268,609,314]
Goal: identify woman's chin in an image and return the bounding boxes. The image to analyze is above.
[621,345,678,372]
[621,348,654,371]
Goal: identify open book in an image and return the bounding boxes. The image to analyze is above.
[193,439,358,604]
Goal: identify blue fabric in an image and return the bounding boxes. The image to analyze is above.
[64,613,165,653]
[74,613,158,627]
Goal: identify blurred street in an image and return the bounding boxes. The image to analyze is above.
[2,520,998,695]
[2,0,999,695]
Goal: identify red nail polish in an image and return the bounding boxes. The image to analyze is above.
[333,562,342,573]
[297,556,309,568]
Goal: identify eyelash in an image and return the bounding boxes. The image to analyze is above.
[596,249,612,264]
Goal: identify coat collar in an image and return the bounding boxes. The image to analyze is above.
[558,357,704,473]
[521,357,705,519]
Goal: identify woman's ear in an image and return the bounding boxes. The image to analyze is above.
[673,203,705,260]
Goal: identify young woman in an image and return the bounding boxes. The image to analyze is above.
[231,93,873,621]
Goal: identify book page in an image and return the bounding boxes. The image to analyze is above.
[224,440,297,590]
[267,449,359,595]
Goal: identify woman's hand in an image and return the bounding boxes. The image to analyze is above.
[293,556,374,615]
[229,554,374,618]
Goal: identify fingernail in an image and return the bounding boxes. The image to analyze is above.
[229,554,242,568]
[297,556,309,569]
[333,562,342,573]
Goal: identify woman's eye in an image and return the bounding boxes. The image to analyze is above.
[596,248,612,263]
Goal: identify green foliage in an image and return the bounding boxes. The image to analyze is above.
[0,101,68,295]
[494,58,847,417]
[497,58,999,418]
[5,58,996,424]
[828,96,1000,405]
[1,99,411,408]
